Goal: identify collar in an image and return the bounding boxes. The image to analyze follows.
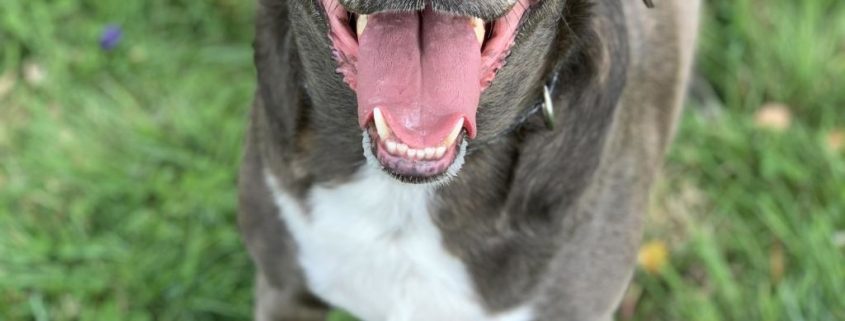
[466,61,563,154]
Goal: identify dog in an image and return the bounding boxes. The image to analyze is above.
[238,0,700,319]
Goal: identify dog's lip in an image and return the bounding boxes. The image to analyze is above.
[338,0,519,22]
[366,124,465,180]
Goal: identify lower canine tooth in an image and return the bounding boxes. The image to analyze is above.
[435,147,446,158]
[443,120,464,147]
[373,108,391,139]
[386,141,397,154]
[357,14,369,37]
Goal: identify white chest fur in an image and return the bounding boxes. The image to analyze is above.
[265,166,532,321]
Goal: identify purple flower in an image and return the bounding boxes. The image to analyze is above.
[100,25,123,51]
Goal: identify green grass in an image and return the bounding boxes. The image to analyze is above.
[1,0,843,320]
[628,1,845,320]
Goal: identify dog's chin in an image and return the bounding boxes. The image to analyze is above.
[362,129,467,186]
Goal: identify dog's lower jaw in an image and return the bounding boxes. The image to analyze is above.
[363,130,468,185]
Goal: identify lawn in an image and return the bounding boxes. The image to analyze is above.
[1,0,843,320]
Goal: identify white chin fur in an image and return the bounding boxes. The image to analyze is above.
[362,131,467,187]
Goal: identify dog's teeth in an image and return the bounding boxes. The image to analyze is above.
[397,143,408,154]
[373,108,391,139]
[442,120,464,147]
[470,17,485,44]
[435,146,446,158]
[424,147,435,159]
[357,14,369,37]
[386,141,397,154]
[407,149,417,159]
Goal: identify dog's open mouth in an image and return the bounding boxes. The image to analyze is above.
[320,0,530,181]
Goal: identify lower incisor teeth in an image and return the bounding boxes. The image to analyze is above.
[424,148,435,159]
[383,141,448,160]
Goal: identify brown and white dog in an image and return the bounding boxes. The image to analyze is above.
[238,0,700,320]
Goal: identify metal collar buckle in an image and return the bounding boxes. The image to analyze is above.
[541,84,555,130]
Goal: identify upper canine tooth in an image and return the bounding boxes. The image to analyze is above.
[373,108,391,139]
[357,14,369,37]
[470,17,485,44]
[442,120,464,147]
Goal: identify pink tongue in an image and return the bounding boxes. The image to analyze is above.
[356,10,481,147]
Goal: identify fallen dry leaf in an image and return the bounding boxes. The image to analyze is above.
[754,103,792,131]
[23,61,47,86]
[638,240,668,275]
[826,129,844,152]
[0,71,16,99]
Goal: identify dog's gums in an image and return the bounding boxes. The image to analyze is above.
[320,0,529,180]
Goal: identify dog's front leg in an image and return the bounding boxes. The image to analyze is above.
[253,273,327,321]
[239,133,328,321]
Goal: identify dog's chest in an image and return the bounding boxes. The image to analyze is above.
[266,167,532,321]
